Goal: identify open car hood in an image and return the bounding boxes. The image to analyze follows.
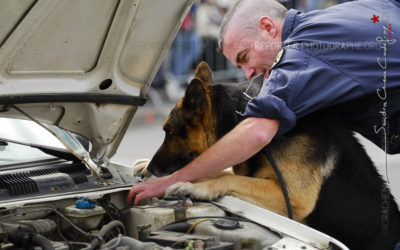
[0,0,193,162]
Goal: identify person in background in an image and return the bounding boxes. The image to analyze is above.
[165,5,203,101]
[196,0,233,71]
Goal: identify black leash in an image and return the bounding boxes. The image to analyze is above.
[263,148,293,219]
[236,74,293,220]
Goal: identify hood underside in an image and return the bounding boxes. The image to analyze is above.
[0,0,193,162]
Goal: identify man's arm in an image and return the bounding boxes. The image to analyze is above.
[127,117,279,205]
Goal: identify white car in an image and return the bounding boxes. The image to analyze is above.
[0,1,348,249]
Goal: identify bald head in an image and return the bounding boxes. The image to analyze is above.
[218,0,287,52]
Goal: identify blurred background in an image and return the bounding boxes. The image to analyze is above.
[113,0,400,202]
[146,0,355,104]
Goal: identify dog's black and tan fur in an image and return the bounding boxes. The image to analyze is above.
[139,62,400,250]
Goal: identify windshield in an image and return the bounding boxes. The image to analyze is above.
[0,118,66,164]
[0,141,55,164]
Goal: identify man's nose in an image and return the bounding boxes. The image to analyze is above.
[243,66,256,79]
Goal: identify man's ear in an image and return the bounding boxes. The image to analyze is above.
[182,78,208,113]
[258,16,278,38]
[194,62,214,86]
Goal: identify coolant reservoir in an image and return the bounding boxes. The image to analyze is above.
[64,204,105,231]
[193,219,281,250]
[125,199,226,239]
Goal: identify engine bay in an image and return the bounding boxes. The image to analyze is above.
[0,194,313,250]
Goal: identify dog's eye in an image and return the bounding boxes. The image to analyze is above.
[164,126,173,136]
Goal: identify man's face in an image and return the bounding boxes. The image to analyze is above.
[222,26,281,79]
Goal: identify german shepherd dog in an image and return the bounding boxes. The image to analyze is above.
[136,62,400,250]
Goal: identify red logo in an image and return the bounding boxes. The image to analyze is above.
[371,14,380,24]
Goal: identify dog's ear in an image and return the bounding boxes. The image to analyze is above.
[194,62,214,86]
[182,78,208,114]
[246,73,264,96]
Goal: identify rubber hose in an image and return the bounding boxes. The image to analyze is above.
[83,220,126,250]
[97,220,126,238]
[32,234,55,250]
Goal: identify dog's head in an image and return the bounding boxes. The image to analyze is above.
[147,62,218,177]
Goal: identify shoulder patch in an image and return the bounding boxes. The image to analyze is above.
[270,48,285,70]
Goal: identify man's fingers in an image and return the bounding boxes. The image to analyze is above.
[134,191,148,206]
[127,183,145,204]
[126,175,175,206]
[126,188,136,204]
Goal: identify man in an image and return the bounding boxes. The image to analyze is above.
[128,0,400,205]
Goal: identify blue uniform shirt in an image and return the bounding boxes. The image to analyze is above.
[243,0,400,154]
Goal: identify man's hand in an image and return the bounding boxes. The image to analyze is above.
[127,175,176,205]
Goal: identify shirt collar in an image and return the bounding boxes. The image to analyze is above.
[281,9,301,42]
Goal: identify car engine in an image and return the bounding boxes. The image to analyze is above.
[0,194,282,249]
[0,157,339,250]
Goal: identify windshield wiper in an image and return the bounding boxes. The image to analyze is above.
[0,137,79,162]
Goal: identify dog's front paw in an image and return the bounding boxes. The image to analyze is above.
[132,159,152,178]
[166,182,196,198]
[165,182,223,201]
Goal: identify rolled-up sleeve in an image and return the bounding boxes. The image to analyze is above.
[242,47,366,137]
[244,94,297,137]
